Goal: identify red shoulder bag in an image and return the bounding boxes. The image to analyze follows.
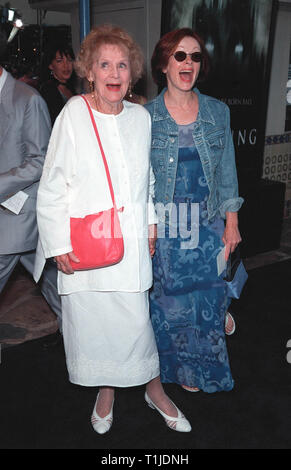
[69,96,124,270]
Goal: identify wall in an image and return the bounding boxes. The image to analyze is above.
[9,0,71,25]
[264,1,291,217]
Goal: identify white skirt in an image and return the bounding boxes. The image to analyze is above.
[61,290,160,387]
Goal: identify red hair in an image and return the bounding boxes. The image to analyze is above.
[75,24,144,85]
[151,28,210,88]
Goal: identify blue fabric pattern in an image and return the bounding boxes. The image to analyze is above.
[150,124,234,393]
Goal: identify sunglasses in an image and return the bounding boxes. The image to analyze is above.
[172,51,203,63]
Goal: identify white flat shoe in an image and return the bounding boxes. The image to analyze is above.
[145,392,191,433]
[91,393,114,435]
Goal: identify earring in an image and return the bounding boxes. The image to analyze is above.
[89,80,94,96]
[89,80,98,109]
[128,81,133,99]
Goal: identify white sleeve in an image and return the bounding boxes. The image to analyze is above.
[146,113,158,225]
[36,107,76,258]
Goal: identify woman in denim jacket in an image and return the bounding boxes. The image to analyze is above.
[145,28,243,394]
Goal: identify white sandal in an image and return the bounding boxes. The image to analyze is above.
[145,392,191,432]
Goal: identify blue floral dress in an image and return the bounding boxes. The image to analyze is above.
[150,122,234,393]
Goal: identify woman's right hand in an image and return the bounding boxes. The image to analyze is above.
[54,251,80,274]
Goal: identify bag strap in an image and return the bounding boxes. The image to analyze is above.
[80,95,117,208]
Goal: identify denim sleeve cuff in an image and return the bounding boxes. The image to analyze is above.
[219,197,244,219]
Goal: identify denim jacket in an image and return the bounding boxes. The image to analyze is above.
[145,88,243,222]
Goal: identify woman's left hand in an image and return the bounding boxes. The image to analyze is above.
[222,212,242,261]
[148,224,157,258]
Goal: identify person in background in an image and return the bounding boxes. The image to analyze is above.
[0,26,61,328]
[35,25,192,434]
[40,42,76,125]
[145,28,243,394]
[17,63,39,89]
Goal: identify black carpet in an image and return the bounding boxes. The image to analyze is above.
[1,260,291,450]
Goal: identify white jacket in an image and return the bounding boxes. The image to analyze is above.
[34,96,158,294]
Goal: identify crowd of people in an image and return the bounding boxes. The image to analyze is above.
[0,23,243,435]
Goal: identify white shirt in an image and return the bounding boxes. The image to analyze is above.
[0,67,7,101]
[35,96,158,294]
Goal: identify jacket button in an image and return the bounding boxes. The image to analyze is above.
[169,157,174,163]
[170,138,175,143]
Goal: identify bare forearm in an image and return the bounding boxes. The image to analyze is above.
[225,211,239,228]
[223,212,242,260]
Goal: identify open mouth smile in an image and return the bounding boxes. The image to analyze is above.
[179,70,194,82]
[106,84,122,91]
